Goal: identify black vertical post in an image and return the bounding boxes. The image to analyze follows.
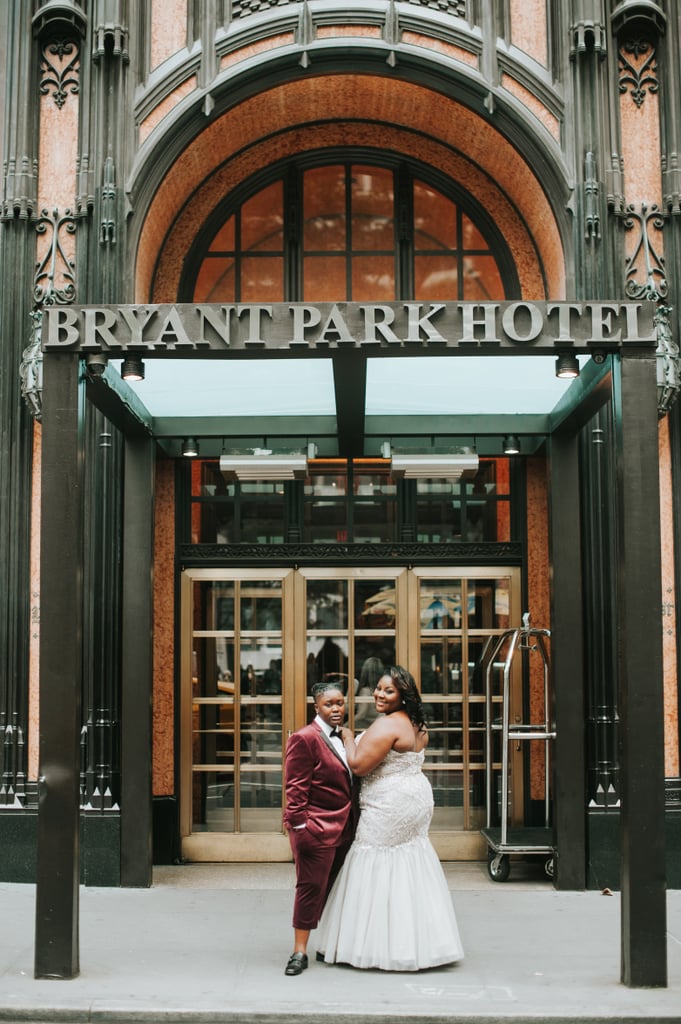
[612,352,667,987]
[120,435,155,886]
[34,352,83,979]
[548,429,586,889]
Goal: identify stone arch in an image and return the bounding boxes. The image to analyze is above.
[131,73,568,302]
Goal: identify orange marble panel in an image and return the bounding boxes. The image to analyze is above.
[526,455,551,801]
[153,458,176,796]
[496,457,510,540]
[38,52,78,208]
[317,26,382,38]
[220,34,296,71]
[401,32,479,68]
[501,73,560,142]
[619,42,662,212]
[28,423,42,782]
[510,0,548,67]
[139,76,197,145]
[659,416,679,777]
[136,75,565,302]
[150,0,188,70]
[38,51,78,283]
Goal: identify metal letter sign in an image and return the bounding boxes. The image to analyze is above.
[43,301,657,355]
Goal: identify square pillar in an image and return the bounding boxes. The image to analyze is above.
[549,429,586,889]
[34,352,83,979]
[120,436,155,886]
[612,352,667,987]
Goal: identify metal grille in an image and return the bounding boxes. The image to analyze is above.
[406,0,466,15]
[231,0,467,18]
[232,0,292,17]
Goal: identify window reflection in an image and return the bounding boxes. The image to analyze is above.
[191,579,285,834]
[414,181,457,249]
[303,166,347,250]
[241,181,284,252]
[191,161,508,303]
[418,574,515,832]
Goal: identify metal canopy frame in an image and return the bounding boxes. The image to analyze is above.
[80,343,618,468]
[35,303,668,989]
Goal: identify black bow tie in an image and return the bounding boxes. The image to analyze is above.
[329,727,342,739]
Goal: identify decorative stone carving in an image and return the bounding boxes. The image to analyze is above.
[618,38,658,108]
[22,208,78,419]
[655,304,681,415]
[584,151,601,240]
[93,15,129,63]
[611,0,666,41]
[623,201,667,301]
[34,207,77,306]
[662,153,681,215]
[230,0,466,17]
[179,541,522,564]
[570,0,607,58]
[100,157,117,246]
[605,153,626,216]
[39,38,81,109]
[404,0,466,15]
[232,0,295,17]
[20,309,44,421]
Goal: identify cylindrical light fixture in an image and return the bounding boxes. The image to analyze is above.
[503,435,520,455]
[555,352,580,379]
[121,356,145,382]
[85,352,107,377]
[182,438,199,458]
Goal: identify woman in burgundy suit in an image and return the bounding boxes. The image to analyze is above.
[283,681,356,976]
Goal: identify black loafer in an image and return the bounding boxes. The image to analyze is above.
[315,951,326,962]
[285,952,308,975]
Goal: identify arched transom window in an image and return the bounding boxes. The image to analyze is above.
[187,158,517,303]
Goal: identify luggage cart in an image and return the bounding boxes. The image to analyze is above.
[480,613,555,882]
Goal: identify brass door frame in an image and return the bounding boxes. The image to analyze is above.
[295,566,408,731]
[180,567,295,862]
[408,566,522,859]
[180,565,521,863]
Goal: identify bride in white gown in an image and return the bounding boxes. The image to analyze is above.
[316,665,464,971]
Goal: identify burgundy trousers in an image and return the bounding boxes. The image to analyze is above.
[288,827,351,930]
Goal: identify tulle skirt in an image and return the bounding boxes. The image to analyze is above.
[316,835,464,971]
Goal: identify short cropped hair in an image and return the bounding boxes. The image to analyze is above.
[311,680,345,700]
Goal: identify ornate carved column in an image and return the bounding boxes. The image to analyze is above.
[569,0,616,295]
[0,1,40,808]
[31,0,88,980]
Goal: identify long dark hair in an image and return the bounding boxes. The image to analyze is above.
[384,665,427,732]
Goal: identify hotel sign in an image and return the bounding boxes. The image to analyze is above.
[43,301,657,354]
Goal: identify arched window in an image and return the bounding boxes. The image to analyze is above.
[185,157,518,302]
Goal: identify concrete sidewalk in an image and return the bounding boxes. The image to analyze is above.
[1,861,680,1023]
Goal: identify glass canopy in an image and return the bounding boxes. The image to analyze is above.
[109,352,590,458]
[113,355,585,418]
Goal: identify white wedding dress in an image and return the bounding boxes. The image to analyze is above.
[316,748,464,970]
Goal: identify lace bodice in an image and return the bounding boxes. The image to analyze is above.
[355,747,434,848]
[364,747,425,779]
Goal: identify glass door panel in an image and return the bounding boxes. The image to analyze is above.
[413,569,520,836]
[182,571,292,858]
[303,571,402,728]
[182,566,520,861]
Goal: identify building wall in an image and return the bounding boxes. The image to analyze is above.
[1,0,679,887]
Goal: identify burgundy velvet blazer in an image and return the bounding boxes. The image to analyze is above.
[283,722,354,847]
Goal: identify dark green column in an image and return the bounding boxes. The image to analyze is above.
[120,436,155,886]
[612,352,667,987]
[34,352,83,979]
[548,429,586,889]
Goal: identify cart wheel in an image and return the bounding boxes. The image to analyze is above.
[487,850,510,882]
[544,856,555,880]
